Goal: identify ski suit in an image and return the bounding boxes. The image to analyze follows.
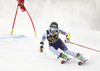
[40,29,77,58]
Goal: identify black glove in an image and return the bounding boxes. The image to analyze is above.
[40,46,43,53]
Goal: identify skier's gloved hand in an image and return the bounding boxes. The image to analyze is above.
[65,33,70,43]
[65,38,70,43]
[39,46,43,53]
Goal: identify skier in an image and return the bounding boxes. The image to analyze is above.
[39,22,86,64]
[17,0,26,12]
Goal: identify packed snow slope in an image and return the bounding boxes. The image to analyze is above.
[0,0,100,71]
[0,19,100,71]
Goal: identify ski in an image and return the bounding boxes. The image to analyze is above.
[61,58,71,64]
[78,59,88,65]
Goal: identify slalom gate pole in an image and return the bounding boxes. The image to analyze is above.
[11,4,19,35]
[26,10,37,37]
[69,42,100,53]
[15,0,37,37]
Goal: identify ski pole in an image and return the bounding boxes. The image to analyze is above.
[26,10,37,37]
[43,52,46,55]
[69,42,100,53]
[11,4,19,35]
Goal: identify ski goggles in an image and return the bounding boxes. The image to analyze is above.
[50,28,58,31]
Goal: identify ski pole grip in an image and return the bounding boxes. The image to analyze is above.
[64,39,67,43]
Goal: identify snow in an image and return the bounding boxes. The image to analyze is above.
[0,0,100,71]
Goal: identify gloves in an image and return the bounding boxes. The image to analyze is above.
[40,46,43,53]
[40,42,44,53]
[65,33,70,43]
[64,38,70,43]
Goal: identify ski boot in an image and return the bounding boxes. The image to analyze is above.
[77,53,88,65]
[61,56,71,64]
[58,53,71,64]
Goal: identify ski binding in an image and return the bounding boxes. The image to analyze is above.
[61,58,71,64]
[78,59,88,65]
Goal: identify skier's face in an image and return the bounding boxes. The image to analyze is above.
[50,27,58,34]
[51,31,56,34]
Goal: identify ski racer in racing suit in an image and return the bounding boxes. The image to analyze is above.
[40,22,86,62]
